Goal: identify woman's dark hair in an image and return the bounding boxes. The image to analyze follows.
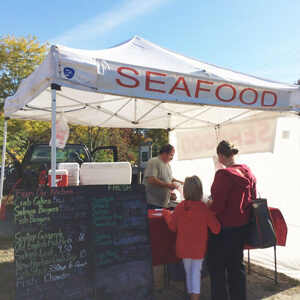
[159,144,174,155]
[217,140,239,157]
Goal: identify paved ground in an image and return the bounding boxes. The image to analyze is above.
[153,265,300,299]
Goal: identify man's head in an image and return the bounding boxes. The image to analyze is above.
[159,144,175,163]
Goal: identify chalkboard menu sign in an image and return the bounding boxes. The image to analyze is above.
[91,185,154,300]
[14,185,154,300]
[14,187,94,300]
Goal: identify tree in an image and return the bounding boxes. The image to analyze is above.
[68,125,137,163]
[0,35,49,159]
[0,35,48,100]
[135,128,169,157]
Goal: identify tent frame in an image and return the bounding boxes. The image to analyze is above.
[0,118,8,209]
[0,83,60,206]
[1,35,299,204]
[50,83,61,187]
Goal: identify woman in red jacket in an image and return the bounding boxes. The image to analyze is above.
[164,175,220,300]
[208,140,257,300]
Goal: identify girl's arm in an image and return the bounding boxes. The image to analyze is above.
[163,206,180,232]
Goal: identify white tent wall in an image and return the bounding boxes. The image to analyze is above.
[170,117,300,279]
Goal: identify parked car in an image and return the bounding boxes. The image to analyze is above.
[0,143,118,195]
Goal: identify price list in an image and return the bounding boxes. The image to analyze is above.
[91,184,154,300]
[14,187,94,300]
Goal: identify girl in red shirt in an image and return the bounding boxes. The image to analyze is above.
[163,175,220,300]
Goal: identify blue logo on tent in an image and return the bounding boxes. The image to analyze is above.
[63,67,75,79]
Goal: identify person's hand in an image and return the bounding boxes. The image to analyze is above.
[173,180,184,186]
[213,154,224,171]
[207,199,212,206]
[168,183,177,190]
[170,193,177,201]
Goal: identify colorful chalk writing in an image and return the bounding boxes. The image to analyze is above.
[14,185,154,300]
[14,186,94,300]
[91,184,154,299]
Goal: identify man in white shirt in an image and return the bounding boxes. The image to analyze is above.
[143,144,183,209]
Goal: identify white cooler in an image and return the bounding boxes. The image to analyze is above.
[80,162,132,185]
[58,163,80,186]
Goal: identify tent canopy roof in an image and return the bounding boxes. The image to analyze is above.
[4,36,300,129]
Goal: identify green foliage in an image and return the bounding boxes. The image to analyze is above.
[68,126,137,162]
[0,35,48,101]
[135,129,169,157]
[0,35,49,159]
[68,126,169,164]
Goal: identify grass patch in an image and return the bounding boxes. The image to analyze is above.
[0,236,14,300]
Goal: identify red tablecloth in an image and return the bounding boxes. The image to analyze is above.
[148,207,287,266]
[269,207,287,246]
[148,210,181,266]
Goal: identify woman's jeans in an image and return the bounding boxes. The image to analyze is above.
[207,223,250,300]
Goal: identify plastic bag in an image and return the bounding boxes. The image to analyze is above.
[213,154,224,171]
[173,182,184,201]
[50,113,70,149]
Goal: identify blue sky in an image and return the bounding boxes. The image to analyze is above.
[1,0,299,83]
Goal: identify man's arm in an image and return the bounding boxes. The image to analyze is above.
[172,178,184,185]
[148,177,176,190]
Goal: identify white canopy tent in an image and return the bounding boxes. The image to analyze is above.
[4,36,300,125]
[2,34,300,200]
[2,36,300,186]
[1,35,300,280]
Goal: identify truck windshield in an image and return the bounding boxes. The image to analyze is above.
[29,146,89,164]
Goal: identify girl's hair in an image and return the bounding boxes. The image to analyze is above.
[216,140,239,157]
[183,175,203,201]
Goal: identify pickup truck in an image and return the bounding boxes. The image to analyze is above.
[1,143,118,195]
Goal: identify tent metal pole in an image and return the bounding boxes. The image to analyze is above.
[98,98,133,127]
[50,84,61,187]
[167,113,172,131]
[215,124,220,143]
[134,98,137,124]
[174,107,214,128]
[136,101,163,123]
[0,118,8,208]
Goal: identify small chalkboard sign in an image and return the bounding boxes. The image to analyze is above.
[14,187,94,300]
[90,184,154,300]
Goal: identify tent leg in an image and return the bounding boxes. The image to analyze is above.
[247,249,251,274]
[0,118,8,208]
[274,245,278,285]
[50,84,61,187]
[167,112,172,131]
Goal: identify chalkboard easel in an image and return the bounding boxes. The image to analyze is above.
[91,184,154,300]
[14,184,154,300]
